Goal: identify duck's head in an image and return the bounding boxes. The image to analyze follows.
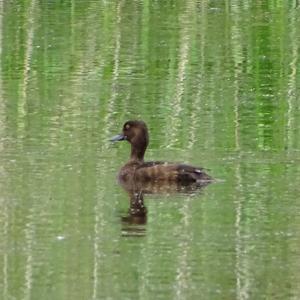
[110,120,149,160]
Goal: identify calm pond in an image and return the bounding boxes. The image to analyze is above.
[1,1,300,299]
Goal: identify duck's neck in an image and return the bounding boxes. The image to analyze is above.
[130,144,146,162]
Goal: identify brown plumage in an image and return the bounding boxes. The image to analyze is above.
[110,120,212,184]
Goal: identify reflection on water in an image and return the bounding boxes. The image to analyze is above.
[1,0,300,299]
[120,176,212,236]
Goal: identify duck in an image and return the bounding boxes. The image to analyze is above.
[110,120,212,184]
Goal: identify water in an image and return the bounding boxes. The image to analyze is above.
[1,1,300,299]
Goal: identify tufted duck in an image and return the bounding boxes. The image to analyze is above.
[111,120,212,184]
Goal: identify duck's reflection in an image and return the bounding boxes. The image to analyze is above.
[120,178,211,236]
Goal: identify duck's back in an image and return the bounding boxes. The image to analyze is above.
[132,161,212,183]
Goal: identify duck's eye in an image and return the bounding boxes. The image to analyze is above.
[125,124,130,130]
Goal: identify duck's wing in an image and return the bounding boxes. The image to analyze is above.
[135,162,212,183]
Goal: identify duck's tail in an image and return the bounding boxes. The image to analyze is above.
[176,164,214,184]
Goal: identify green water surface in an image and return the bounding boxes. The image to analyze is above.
[1,1,300,299]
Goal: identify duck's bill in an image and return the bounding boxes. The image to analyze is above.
[110,134,126,142]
